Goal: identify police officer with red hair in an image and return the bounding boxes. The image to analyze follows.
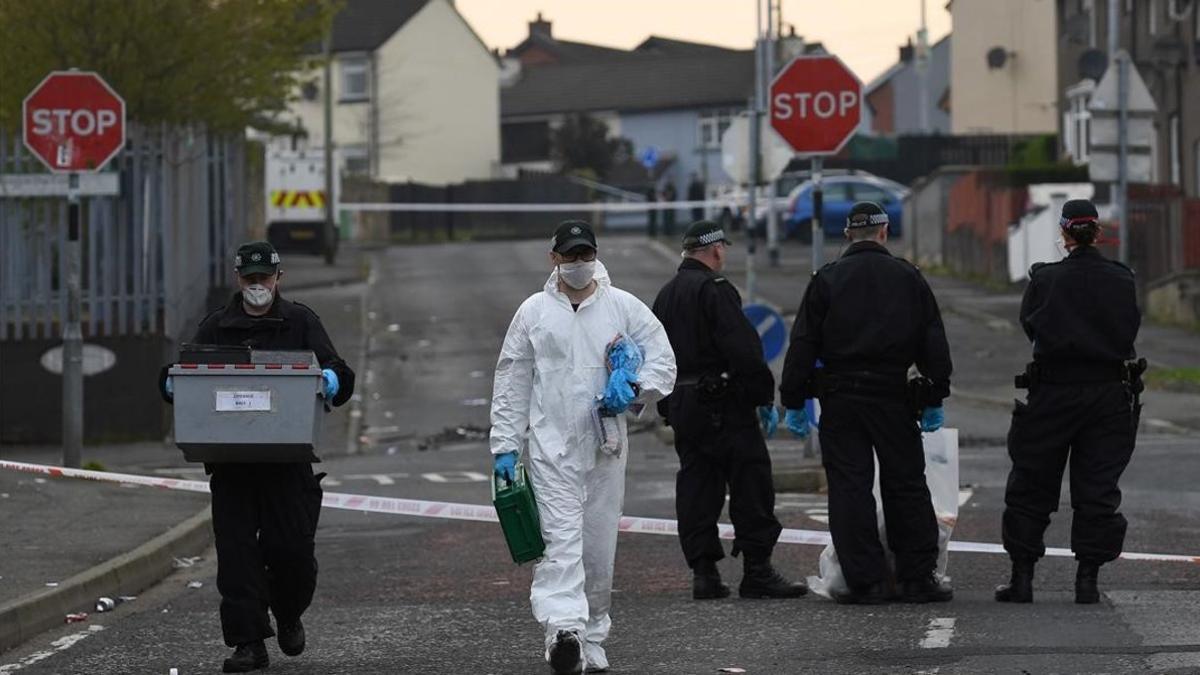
[996,198,1143,605]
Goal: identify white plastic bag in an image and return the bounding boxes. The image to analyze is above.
[807,428,960,599]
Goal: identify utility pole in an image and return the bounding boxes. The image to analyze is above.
[747,0,765,302]
[765,0,781,267]
[1108,0,1129,264]
[916,0,930,133]
[322,27,336,265]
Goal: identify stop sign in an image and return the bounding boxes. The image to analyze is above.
[770,55,862,156]
[23,71,126,173]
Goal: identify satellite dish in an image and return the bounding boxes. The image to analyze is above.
[987,47,1009,69]
[301,82,319,102]
[1078,49,1108,81]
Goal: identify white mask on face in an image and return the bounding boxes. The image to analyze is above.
[243,284,274,308]
[558,260,596,290]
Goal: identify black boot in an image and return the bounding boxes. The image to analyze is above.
[898,573,954,603]
[994,559,1035,603]
[1075,562,1101,604]
[547,629,583,675]
[738,557,807,599]
[692,559,731,600]
[278,617,305,656]
[222,640,269,673]
[831,581,887,605]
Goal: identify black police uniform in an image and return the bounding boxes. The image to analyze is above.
[780,239,952,591]
[1002,246,1140,567]
[193,290,355,648]
[652,258,782,568]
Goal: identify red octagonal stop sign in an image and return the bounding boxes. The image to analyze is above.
[23,71,126,173]
[770,55,862,156]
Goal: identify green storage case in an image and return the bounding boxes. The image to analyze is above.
[492,463,545,564]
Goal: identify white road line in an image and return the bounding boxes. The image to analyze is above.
[958,488,974,507]
[5,460,1200,564]
[0,625,105,673]
[919,617,956,649]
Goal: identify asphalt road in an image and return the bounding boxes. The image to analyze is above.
[4,237,1199,675]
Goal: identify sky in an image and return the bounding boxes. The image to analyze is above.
[454,0,953,84]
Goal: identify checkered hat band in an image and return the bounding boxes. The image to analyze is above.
[1060,216,1097,228]
[697,229,726,245]
[848,213,889,227]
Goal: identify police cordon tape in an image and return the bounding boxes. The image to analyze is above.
[2,459,1196,564]
[336,198,791,213]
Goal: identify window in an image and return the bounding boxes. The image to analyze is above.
[1170,114,1181,185]
[853,185,893,204]
[821,182,853,202]
[1063,80,1095,165]
[339,58,370,102]
[341,145,369,176]
[1194,139,1200,196]
[698,109,737,149]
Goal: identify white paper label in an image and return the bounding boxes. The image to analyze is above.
[215,390,271,412]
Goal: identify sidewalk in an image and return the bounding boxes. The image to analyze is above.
[0,243,372,654]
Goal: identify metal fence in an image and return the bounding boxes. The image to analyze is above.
[0,126,247,342]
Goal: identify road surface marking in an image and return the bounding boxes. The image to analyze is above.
[3,460,1198,563]
[919,617,956,649]
[0,625,105,673]
[422,470,488,483]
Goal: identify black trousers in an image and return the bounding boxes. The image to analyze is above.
[818,394,938,588]
[1002,382,1138,564]
[674,422,782,567]
[210,463,324,647]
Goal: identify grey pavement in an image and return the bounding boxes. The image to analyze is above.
[3,237,1199,674]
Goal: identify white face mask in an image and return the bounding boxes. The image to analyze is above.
[558,260,596,290]
[243,284,274,308]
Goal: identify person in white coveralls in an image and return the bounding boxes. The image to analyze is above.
[489,220,676,674]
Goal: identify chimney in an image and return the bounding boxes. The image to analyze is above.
[529,12,551,39]
[899,37,915,63]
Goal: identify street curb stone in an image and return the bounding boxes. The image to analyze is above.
[0,505,212,654]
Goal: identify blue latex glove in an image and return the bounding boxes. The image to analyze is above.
[607,337,644,374]
[322,368,339,399]
[920,406,945,433]
[164,376,174,397]
[602,369,638,414]
[785,408,810,439]
[758,405,779,439]
[493,451,518,482]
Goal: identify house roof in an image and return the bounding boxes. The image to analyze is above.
[633,36,741,56]
[509,32,628,63]
[502,51,756,117]
[328,0,429,53]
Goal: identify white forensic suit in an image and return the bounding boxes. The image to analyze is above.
[490,261,676,670]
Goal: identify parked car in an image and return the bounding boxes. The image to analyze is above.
[785,173,909,240]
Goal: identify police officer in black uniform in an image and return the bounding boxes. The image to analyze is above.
[995,199,1142,605]
[162,241,355,672]
[779,202,953,604]
[652,220,806,601]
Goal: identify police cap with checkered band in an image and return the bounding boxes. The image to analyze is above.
[681,220,732,251]
[846,201,890,229]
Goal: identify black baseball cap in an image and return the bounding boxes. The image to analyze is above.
[1060,199,1099,226]
[234,241,281,276]
[552,220,597,253]
[846,201,890,229]
[681,220,731,250]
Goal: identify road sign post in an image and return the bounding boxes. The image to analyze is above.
[769,55,862,272]
[23,70,126,467]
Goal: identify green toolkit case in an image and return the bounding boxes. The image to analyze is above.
[492,463,545,564]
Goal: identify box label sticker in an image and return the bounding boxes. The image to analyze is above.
[215,390,271,412]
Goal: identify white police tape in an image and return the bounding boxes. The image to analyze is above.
[1,460,1196,564]
[336,198,792,214]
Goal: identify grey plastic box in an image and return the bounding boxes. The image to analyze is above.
[170,350,326,463]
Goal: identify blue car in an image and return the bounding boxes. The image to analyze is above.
[785,174,908,240]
